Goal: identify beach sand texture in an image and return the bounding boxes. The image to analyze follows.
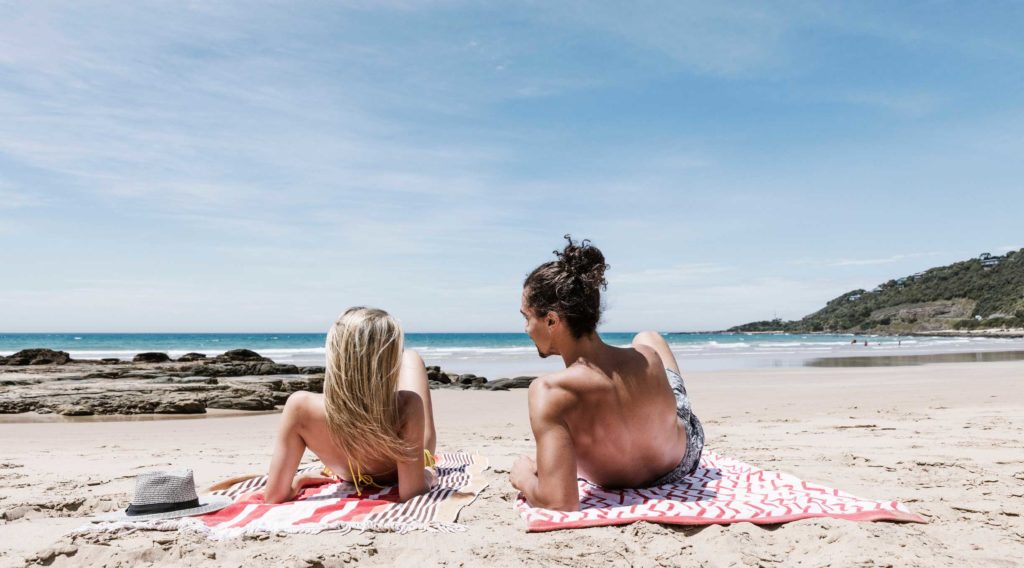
[1,361,1022,567]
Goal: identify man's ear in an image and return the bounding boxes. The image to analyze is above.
[545,311,558,328]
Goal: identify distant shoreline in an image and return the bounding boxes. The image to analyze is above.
[689,329,1024,339]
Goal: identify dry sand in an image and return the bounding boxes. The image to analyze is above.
[1,361,1022,567]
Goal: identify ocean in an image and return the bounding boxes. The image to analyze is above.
[3,332,1023,377]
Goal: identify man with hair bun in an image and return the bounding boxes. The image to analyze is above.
[511,236,705,511]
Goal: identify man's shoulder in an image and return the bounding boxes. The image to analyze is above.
[531,364,600,393]
[627,343,663,368]
[528,369,585,412]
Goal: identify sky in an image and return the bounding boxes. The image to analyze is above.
[1,1,1022,333]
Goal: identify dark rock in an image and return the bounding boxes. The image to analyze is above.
[249,378,283,391]
[0,398,38,413]
[270,391,291,405]
[84,370,126,379]
[205,394,277,411]
[458,374,486,385]
[255,363,299,375]
[2,349,71,366]
[177,352,207,362]
[133,352,171,363]
[188,362,299,377]
[100,358,120,363]
[161,376,218,385]
[426,367,451,384]
[279,377,312,393]
[154,399,206,414]
[57,405,93,416]
[214,349,270,362]
[299,366,325,375]
[483,376,536,390]
[306,375,324,393]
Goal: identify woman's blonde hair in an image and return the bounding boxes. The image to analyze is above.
[323,306,409,465]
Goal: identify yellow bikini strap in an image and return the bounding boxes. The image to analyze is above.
[346,456,384,497]
[424,449,436,468]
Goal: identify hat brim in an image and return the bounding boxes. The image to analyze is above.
[95,494,234,523]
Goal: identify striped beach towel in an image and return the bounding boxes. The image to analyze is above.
[517,450,924,532]
[83,451,488,539]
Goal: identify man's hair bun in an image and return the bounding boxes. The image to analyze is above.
[523,235,610,338]
[555,235,609,291]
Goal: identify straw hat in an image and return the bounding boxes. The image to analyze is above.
[98,469,232,522]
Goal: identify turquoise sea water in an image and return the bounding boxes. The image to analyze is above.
[2,332,1023,376]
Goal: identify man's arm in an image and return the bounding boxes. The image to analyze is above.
[510,379,579,511]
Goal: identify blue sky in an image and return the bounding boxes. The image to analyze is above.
[1,1,1021,332]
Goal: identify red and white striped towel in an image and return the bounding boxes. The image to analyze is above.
[83,451,488,539]
[516,450,925,532]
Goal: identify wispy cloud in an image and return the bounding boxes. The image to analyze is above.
[0,186,46,209]
[828,253,944,267]
[612,264,732,285]
[788,252,945,268]
[838,90,946,117]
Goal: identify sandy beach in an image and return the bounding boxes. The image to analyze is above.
[0,360,1021,567]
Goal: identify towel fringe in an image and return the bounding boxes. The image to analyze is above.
[75,518,466,539]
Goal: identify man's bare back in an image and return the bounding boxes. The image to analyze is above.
[530,342,688,489]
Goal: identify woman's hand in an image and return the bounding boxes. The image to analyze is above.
[424,467,438,489]
[287,472,335,501]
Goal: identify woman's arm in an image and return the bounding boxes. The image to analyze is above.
[264,392,319,504]
[395,390,432,503]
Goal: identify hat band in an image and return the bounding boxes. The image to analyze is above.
[125,497,200,516]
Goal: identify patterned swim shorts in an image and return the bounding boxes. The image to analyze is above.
[645,368,705,487]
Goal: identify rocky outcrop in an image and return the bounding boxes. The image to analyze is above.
[213,349,270,362]
[133,352,171,363]
[869,299,977,331]
[425,366,451,384]
[482,376,537,391]
[177,352,207,362]
[1,349,71,366]
[205,392,277,411]
[186,362,301,377]
[426,373,538,391]
[0,348,530,416]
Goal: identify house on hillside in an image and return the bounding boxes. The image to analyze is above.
[848,294,862,302]
[978,252,1004,269]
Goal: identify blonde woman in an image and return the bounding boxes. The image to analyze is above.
[264,307,438,504]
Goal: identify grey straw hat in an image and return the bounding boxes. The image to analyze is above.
[98,469,232,522]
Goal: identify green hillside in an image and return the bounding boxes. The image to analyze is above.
[731,249,1024,333]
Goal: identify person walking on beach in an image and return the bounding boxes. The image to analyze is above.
[510,236,704,511]
[263,307,438,503]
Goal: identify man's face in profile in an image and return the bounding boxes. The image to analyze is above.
[521,290,551,358]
